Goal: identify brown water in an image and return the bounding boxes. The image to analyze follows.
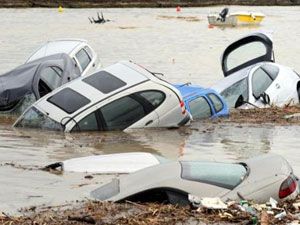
[0,6,300,214]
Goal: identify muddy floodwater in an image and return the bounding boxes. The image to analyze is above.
[0,6,300,214]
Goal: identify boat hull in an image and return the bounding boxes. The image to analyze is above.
[208,12,264,26]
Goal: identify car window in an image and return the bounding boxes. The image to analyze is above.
[261,64,279,80]
[83,71,126,94]
[189,96,212,120]
[139,91,165,108]
[220,78,248,108]
[100,96,146,130]
[40,66,63,90]
[207,93,223,113]
[14,106,62,131]
[75,49,91,72]
[252,67,273,99]
[77,112,98,131]
[180,161,247,189]
[84,46,93,58]
[226,41,267,71]
[47,88,91,114]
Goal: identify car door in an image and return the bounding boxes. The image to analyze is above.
[221,33,274,77]
[206,93,227,117]
[248,64,280,106]
[187,96,213,120]
[70,92,159,132]
[98,94,158,130]
[74,47,93,76]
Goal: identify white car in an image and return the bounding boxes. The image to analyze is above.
[14,61,190,131]
[26,39,100,76]
[212,33,300,109]
[91,154,299,204]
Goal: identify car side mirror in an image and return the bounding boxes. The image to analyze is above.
[235,95,244,108]
[260,92,270,105]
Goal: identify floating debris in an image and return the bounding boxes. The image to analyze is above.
[157,15,200,22]
[1,195,300,224]
[88,12,110,24]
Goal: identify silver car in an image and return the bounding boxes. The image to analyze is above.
[91,154,299,204]
[26,39,100,76]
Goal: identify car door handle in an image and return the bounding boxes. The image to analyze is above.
[92,63,96,67]
[275,83,280,89]
[145,120,153,126]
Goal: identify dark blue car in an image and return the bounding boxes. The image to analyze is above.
[174,83,229,120]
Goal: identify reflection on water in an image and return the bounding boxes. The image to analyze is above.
[0,6,300,213]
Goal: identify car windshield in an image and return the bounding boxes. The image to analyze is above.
[180,161,248,189]
[14,106,63,131]
[220,78,248,108]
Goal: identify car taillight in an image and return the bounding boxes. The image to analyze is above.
[180,100,186,115]
[279,175,297,199]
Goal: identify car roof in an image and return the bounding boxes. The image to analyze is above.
[174,83,218,100]
[33,61,165,122]
[27,39,87,62]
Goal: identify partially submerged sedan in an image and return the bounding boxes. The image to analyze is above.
[26,39,100,76]
[91,154,299,204]
[0,53,80,114]
[14,61,190,131]
[174,83,229,120]
[212,33,300,109]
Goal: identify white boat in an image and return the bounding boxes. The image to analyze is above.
[208,8,265,26]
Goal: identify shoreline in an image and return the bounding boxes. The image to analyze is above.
[0,0,300,8]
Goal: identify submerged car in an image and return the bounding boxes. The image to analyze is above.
[14,61,190,131]
[91,154,299,204]
[212,32,300,109]
[26,39,100,76]
[174,83,229,120]
[0,53,80,114]
[45,152,168,173]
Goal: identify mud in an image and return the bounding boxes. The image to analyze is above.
[222,105,300,125]
[3,195,300,225]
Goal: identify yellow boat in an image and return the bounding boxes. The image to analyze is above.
[208,8,265,26]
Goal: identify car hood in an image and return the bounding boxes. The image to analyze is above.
[0,63,37,106]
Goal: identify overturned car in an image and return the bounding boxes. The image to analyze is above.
[0,53,80,114]
[212,32,300,109]
[14,61,190,131]
[91,154,299,204]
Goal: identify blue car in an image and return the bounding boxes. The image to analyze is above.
[174,83,229,120]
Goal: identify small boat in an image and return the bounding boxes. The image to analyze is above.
[208,8,265,26]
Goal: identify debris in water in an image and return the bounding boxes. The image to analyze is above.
[157,15,200,22]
